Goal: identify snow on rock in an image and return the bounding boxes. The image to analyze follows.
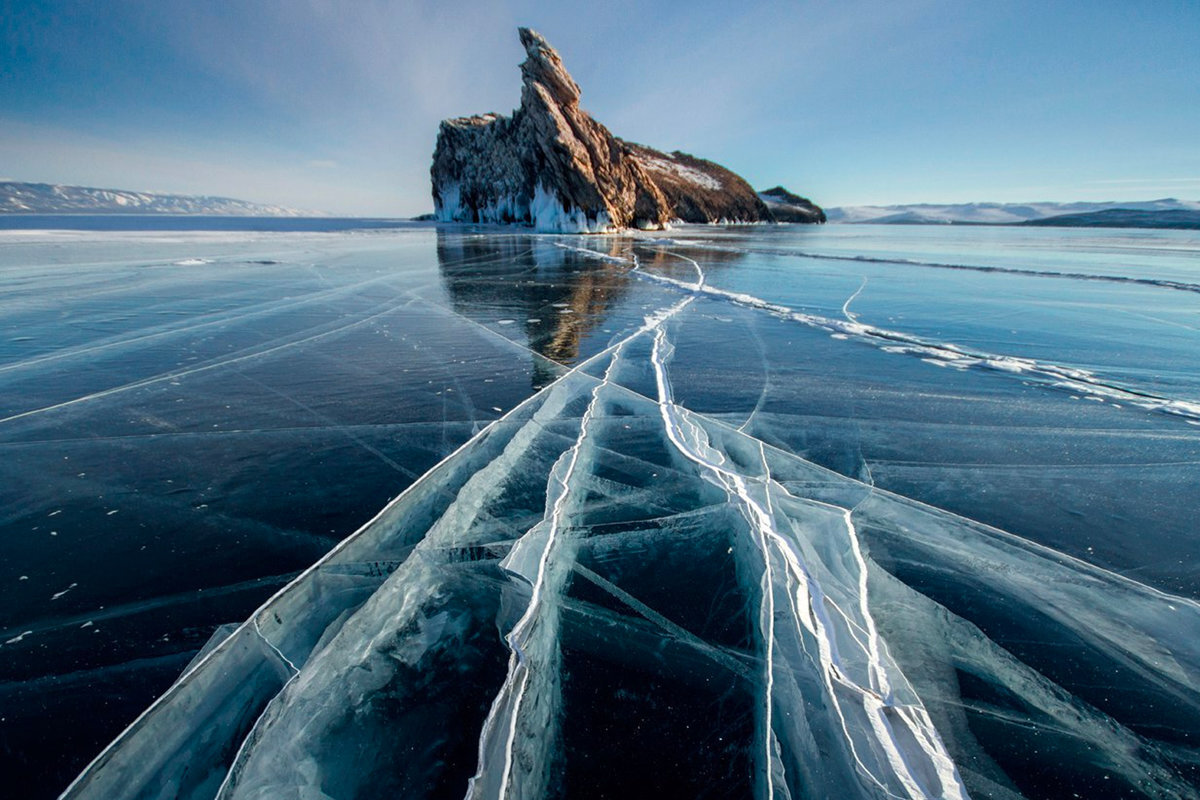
[637,154,723,191]
[624,143,783,224]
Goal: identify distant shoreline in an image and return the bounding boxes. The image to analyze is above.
[0,215,420,232]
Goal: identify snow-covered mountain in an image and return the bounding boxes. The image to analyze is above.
[826,198,1200,225]
[0,182,317,216]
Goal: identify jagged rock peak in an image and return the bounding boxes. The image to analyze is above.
[432,28,670,232]
[430,28,823,233]
[518,27,580,108]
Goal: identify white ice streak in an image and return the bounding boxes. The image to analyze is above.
[463,286,695,799]
[650,325,967,800]
[842,277,868,323]
[62,340,627,800]
[550,241,627,263]
[632,265,1200,424]
[466,257,700,799]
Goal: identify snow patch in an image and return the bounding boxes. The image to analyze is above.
[639,155,722,191]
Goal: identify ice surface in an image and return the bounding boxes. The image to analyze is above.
[62,330,1200,798]
[2,224,1197,798]
[53,229,1200,800]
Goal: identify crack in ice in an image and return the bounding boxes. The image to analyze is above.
[628,257,1200,425]
[650,324,968,800]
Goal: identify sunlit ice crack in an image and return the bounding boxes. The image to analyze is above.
[467,339,628,800]
[598,358,1200,696]
[63,375,582,800]
[640,333,1197,796]
[651,323,968,800]
[465,286,700,799]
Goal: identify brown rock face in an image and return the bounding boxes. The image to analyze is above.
[623,143,773,224]
[758,186,827,224]
[431,28,823,232]
[432,28,670,232]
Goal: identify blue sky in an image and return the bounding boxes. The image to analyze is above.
[3,0,1198,215]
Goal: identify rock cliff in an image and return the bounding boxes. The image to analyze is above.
[623,143,772,224]
[758,186,827,224]
[431,28,823,232]
[431,29,671,232]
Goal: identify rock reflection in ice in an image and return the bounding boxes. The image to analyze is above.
[62,289,1200,799]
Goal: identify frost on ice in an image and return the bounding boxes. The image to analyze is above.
[62,289,1200,800]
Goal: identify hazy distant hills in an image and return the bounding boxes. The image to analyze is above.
[8,179,1195,230]
[827,198,1200,226]
[0,182,316,216]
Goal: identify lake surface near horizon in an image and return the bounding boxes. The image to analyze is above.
[2,221,1198,799]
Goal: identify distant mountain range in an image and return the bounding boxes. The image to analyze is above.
[8,179,1196,230]
[0,181,316,216]
[826,198,1200,227]
[1021,208,1200,230]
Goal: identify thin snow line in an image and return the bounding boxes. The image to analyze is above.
[842,276,868,322]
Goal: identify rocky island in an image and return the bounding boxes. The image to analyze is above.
[431,28,823,232]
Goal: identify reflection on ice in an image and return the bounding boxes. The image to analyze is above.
[63,272,1200,799]
[437,235,638,389]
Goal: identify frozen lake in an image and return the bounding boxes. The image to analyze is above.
[2,221,1198,798]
